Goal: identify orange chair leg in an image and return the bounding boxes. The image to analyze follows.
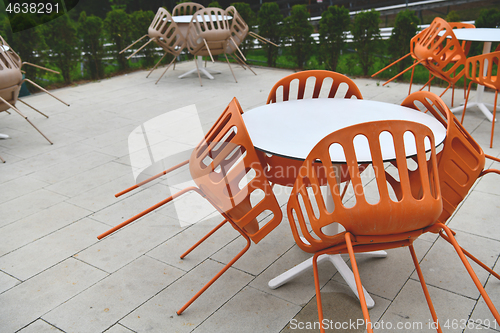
[490,91,498,148]
[180,219,229,259]
[409,63,416,95]
[345,233,373,333]
[440,224,500,322]
[176,223,251,315]
[312,252,326,333]
[462,81,473,124]
[409,245,442,332]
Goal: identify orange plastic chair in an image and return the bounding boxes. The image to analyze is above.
[412,17,468,107]
[400,91,500,319]
[121,8,186,83]
[172,2,205,16]
[288,120,444,332]
[266,70,362,104]
[263,70,363,190]
[462,51,500,147]
[287,118,500,332]
[185,7,236,85]
[0,36,69,149]
[97,97,283,315]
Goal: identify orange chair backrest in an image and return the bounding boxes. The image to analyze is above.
[448,22,475,55]
[267,70,362,104]
[0,36,22,112]
[413,17,467,84]
[148,8,185,55]
[225,6,249,54]
[186,8,231,56]
[401,91,485,224]
[287,120,442,253]
[189,97,282,244]
[172,2,205,16]
[465,51,500,91]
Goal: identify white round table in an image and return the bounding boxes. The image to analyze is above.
[243,99,446,160]
[242,98,446,309]
[449,28,500,120]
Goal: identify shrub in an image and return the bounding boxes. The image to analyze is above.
[129,10,156,68]
[78,11,105,80]
[389,10,420,74]
[257,2,282,67]
[319,5,350,71]
[207,1,222,8]
[475,8,500,28]
[351,10,381,76]
[284,4,315,70]
[41,14,79,84]
[104,8,131,70]
[231,2,257,56]
[446,10,461,23]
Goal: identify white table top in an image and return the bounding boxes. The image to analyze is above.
[451,28,500,42]
[242,99,446,163]
[172,14,231,24]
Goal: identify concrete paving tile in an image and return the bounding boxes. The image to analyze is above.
[412,230,499,299]
[119,259,254,333]
[42,256,183,333]
[475,161,500,196]
[210,219,295,276]
[250,244,340,306]
[146,214,238,272]
[103,323,136,333]
[0,175,48,202]
[332,239,433,300]
[0,189,68,228]
[89,182,175,226]
[0,258,107,333]
[0,202,92,256]
[447,191,500,241]
[469,261,500,331]
[17,319,64,333]
[46,161,130,198]
[76,212,184,273]
[30,151,117,185]
[193,286,301,333]
[0,270,20,294]
[66,173,138,212]
[281,281,390,333]
[0,218,108,281]
[155,191,218,226]
[380,279,476,333]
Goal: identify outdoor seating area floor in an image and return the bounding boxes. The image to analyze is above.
[1,60,500,332]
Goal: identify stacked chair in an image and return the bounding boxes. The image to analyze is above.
[172,2,205,16]
[462,51,500,147]
[98,97,283,315]
[0,35,69,159]
[120,8,186,84]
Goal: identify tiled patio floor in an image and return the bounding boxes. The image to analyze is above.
[1,60,500,333]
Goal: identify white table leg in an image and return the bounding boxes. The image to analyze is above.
[0,133,9,139]
[268,185,387,309]
[178,56,221,80]
[450,41,498,122]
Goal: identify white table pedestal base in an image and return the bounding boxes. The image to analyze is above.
[178,56,221,80]
[268,250,387,309]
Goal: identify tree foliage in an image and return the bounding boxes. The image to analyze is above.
[351,10,380,76]
[319,5,350,71]
[389,10,420,73]
[42,14,79,84]
[257,2,282,67]
[231,2,257,56]
[284,4,314,70]
[78,11,105,80]
[104,9,131,70]
[129,10,156,67]
[475,8,500,28]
